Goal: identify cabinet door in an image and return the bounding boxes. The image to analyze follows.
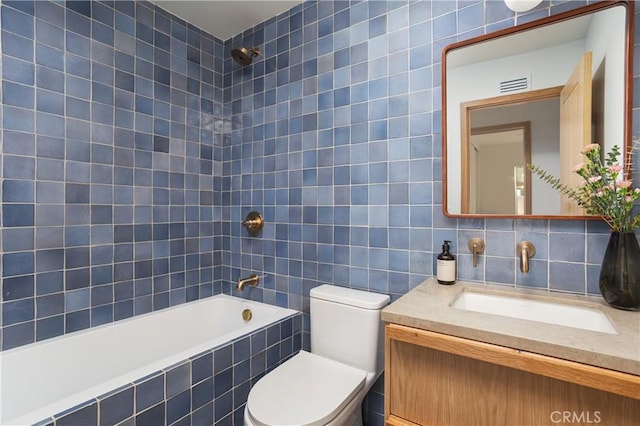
[385,324,640,426]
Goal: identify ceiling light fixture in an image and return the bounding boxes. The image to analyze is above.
[504,0,543,13]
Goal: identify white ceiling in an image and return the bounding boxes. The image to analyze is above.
[152,0,303,41]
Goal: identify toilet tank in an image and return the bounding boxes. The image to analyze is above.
[310,285,390,374]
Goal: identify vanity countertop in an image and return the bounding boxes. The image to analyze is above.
[382,278,640,376]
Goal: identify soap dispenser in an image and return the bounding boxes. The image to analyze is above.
[437,240,456,285]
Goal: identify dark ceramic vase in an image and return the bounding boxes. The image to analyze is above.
[599,232,640,311]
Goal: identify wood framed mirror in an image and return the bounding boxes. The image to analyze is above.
[442,0,633,218]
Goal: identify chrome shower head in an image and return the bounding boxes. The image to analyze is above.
[231,47,260,66]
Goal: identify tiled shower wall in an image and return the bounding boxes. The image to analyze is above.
[0,0,227,350]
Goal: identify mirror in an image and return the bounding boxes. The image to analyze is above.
[442,1,633,218]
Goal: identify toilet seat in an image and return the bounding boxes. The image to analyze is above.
[246,350,366,426]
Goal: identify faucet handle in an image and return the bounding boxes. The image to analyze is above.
[242,211,264,236]
[516,241,536,273]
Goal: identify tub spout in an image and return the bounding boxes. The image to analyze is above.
[237,274,259,291]
[516,241,536,273]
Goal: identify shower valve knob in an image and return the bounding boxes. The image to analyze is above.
[242,211,264,236]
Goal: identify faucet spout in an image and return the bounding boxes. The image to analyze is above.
[468,238,485,267]
[516,241,536,273]
[237,274,259,291]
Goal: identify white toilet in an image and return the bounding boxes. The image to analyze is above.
[244,284,390,426]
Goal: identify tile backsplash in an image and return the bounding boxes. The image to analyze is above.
[1,0,639,353]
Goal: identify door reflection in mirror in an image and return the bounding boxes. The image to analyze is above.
[461,90,560,215]
[465,122,531,215]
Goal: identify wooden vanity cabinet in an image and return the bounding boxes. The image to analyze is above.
[384,323,640,426]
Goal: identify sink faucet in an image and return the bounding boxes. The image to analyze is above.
[237,274,259,291]
[468,238,485,267]
[516,241,536,273]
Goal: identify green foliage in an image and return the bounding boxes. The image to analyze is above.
[529,143,639,232]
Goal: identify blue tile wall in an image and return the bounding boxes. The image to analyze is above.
[1,0,226,351]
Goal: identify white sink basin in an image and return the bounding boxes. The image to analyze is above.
[452,291,617,335]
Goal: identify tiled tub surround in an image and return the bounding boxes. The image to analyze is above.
[1,295,301,425]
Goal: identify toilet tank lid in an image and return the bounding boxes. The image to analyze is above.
[310,285,390,309]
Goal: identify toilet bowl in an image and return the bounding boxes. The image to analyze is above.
[244,285,390,426]
[243,351,369,426]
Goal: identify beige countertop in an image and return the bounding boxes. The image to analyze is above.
[382,278,640,376]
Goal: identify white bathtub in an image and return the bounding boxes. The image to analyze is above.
[0,294,297,425]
